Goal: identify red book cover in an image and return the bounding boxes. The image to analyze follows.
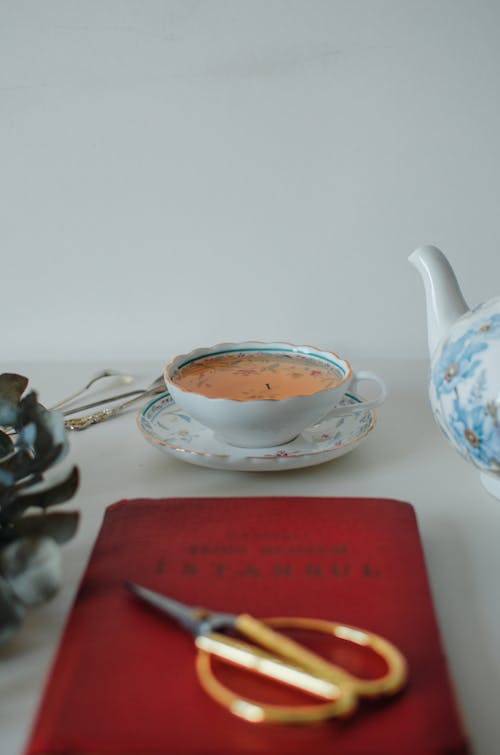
[24,497,469,755]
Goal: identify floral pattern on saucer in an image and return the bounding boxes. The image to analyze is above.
[137,392,376,472]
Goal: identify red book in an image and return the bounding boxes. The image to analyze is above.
[25,497,469,755]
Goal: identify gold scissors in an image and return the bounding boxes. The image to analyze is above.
[126,582,408,725]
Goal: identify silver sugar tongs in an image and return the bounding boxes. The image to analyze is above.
[49,370,135,410]
[63,375,165,431]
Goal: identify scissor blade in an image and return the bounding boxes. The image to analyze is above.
[125,581,204,634]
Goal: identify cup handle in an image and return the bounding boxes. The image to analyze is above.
[326,371,387,417]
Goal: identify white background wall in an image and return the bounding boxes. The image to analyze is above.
[2,0,500,365]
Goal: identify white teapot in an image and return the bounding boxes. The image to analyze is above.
[410,245,500,499]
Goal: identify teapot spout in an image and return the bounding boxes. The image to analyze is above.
[409,245,469,357]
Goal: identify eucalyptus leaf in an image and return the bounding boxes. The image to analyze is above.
[0,371,80,623]
[1,466,79,523]
[0,536,62,607]
[39,408,68,459]
[11,466,79,516]
[0,400,18,428]
[0,446,32,479]
[15,511,80,544]
[0,576,25,644]
[19,422,37,448]
[0,430,13,458]
[16,393,66,475]
[0,520,16,547]
[12,459,76,496]
[0,374,28,403]
[0,468,15,487]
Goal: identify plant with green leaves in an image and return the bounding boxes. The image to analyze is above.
[0,373,79,643]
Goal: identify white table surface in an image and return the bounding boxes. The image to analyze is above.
[2,359,499,755]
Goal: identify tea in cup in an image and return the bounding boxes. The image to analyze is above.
[164,341,386,448]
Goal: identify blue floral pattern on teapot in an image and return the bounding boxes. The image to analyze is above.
[430,308,500,472]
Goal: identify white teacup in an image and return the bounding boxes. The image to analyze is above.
[164,341,386,448]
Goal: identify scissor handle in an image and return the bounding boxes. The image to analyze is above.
[195,616,408,725]
[259,616,407,697]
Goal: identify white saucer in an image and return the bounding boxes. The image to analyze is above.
[137,392,377,472]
